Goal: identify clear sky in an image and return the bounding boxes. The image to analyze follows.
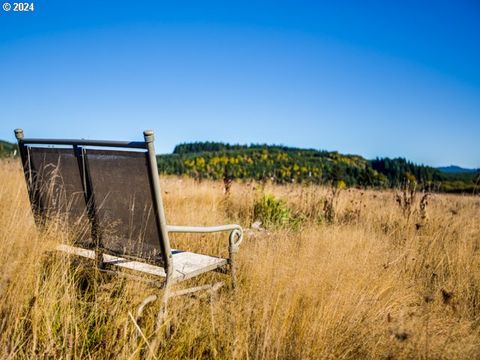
[1,1,479,167]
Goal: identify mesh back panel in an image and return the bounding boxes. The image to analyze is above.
[28,147,92,244]
[85,149,162,262]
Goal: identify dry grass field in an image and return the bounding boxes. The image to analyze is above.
[0,158,479,359]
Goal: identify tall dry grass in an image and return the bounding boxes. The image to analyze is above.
[0,159,479,359]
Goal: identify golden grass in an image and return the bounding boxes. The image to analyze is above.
[0,159,479,359]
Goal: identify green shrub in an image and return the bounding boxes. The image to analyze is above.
[253,194,291,228]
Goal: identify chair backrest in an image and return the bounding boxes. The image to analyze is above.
[14,129,171,267]
[28,146,92,244]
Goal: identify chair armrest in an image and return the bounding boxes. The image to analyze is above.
[167,224,242,233]
[166,224,244,254]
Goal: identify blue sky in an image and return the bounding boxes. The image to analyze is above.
[1,1,479,167]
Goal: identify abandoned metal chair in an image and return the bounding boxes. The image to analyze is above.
[14,128,243,327]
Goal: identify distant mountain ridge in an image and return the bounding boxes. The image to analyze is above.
[437,165,478,174]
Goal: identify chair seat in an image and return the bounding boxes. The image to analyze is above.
[57,244,228,281]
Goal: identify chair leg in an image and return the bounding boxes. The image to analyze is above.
[156,285,172,337]
[230,255,237,289]
[209,285,219,333]
[135,295,158,329]
[139,277,229,351]
[153,281,224,342]
[149,286,171,353]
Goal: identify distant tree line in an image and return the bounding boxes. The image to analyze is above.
[173,142,316,155]
[371,157,479,193]
[159,142,479,193]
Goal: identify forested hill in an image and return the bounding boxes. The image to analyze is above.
[158,142,479,193]
[0,141,16,157]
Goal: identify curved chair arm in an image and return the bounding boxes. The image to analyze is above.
[166,224,244,254]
